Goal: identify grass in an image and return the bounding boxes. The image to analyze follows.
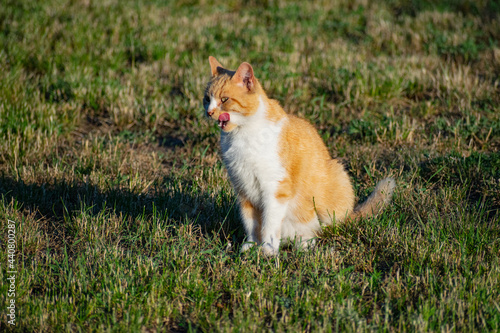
[0,0,499,331]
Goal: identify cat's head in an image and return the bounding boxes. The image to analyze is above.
[203,56,262,132]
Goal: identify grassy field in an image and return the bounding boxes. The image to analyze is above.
[1,0,499,331]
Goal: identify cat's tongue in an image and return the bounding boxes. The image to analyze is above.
[218,113,230,129]
[219,113,230,122]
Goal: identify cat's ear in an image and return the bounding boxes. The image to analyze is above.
[209,56,224,77]
[233,62,255,91]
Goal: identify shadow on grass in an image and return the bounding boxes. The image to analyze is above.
[0,174,242,247]
[419,150,500,221]
[389,0,500,20]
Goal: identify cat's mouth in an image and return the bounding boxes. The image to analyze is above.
[218,113,230,129]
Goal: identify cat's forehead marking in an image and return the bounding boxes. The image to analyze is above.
[208,73,232,96]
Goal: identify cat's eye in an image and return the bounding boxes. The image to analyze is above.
[221,97,229,103]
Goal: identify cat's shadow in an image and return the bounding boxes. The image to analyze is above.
[0,173,242,247]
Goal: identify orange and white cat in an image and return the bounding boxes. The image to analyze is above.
[203,56,395,256]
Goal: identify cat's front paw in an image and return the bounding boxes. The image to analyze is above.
[261,243,279,256]
[240,242,256,253]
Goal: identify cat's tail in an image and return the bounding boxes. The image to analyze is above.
[350,178,396,219]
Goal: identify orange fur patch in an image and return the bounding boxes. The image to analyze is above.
[277,116,355,224]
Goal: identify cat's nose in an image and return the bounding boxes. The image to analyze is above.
[207,109,214,117]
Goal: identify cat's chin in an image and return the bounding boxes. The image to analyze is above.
[218,119,229,129]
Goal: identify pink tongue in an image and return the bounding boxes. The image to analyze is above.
[218,113,230,122]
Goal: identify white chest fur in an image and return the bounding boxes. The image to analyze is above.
[220,97,286,206]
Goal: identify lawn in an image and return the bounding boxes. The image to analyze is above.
[0,0,499,331]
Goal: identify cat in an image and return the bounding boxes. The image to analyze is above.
[203,56,395,256]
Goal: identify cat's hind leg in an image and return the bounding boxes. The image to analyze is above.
[287,217,320,251]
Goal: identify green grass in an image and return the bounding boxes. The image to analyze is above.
[1,0,499,331]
